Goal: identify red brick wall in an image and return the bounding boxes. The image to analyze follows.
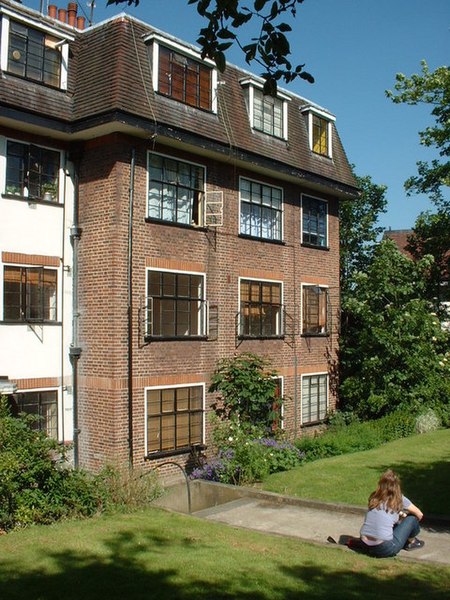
[77,133,340,472]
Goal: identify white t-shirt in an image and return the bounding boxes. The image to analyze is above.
[360,495,411,541]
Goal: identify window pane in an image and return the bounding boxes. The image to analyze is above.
[240,178,282,240]
[240,279,281,337]
[146,386,204,454]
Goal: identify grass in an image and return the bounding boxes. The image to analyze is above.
[262,429,450,516]
[0,506,449,599]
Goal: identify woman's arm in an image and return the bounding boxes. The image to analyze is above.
[407,502,424,521]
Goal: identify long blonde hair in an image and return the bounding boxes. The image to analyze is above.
[368,469,403,513]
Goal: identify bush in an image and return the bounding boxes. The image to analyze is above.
[0,399,161,531]
[190,417,304,484]
[295,411,416,463]
[415,408,441,434]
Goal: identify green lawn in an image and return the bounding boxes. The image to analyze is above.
[262,429,450,516]
[0,506,449,599]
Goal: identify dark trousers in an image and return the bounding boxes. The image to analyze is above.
[361,516,421,558]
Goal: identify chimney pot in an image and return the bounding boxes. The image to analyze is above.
[58,8,67,23]
[48,4,57,19]
[76,15,86,30]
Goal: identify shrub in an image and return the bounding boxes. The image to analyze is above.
[415,408,441,434]
[0,399,162,531]
[295,411,416,463]
[190,416,304,484]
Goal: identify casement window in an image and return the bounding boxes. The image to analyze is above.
[240,178,282,241]
[146,385,204,455]
[239,278,283,338]
[9,390,58,438]
[302,195,328,247]
[241,79,289,139]
[146,270,206,338]
[5,140,60,201]
[301,106,335,158]
[302,285,328,335]
[3,266,57,322]
[301,374,328,424]
[7,20,61,87]
[148,153,205,226]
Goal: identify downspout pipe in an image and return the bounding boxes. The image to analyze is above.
[127,148,136,467]
[69,157,82,468]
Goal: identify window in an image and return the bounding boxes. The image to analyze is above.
[240,178,282,240]
[302,285,328,335]
[312,114,329,156]
[148,154,205,226]
[253,88,284,137]
[146,385,204,455]
[5,141,60,201]
[147,270,206,338]
[239,279,283,338]
[302,195,328,247]
[7,20,61,87]
[302,374,328,424]
[158,45,212,110]
[301,106,335,158]
[9,390,58,438]
[3,266,57,322]
[241,80,289,139]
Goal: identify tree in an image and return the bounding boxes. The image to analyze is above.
[106,0,314,94]
[209,352,280,429]
[339,240,450,420]
[386,61,450,212]
[340,171,387,294]
[406,210,450,311]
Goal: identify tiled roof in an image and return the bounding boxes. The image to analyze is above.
[0,1,358,196]
[383,229,414,258]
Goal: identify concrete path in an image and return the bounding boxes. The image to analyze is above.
[194,496,450,566]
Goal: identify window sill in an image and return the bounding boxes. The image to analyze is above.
[238,234,285,245]
[301,419,326,427]
[238,335,285,341]
[145,444,206,461]
[144,335,208,342]
[1,320,61,326]
[301,333,329,338]
[301,242,329,251]
[2,193,61,207]
[145,217,207,232]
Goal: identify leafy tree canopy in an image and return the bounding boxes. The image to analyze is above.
[386,60,450,211]
[339,240,450,420]
[106,0,314,94]
[340,171,387,293]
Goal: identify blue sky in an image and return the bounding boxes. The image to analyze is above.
[29,0,450,231]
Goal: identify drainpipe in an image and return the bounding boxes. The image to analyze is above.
[127,148,136,467]
[69,158,82,468]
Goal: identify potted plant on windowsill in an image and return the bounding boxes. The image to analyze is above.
[41,182,58,202]
[5,184,22,196]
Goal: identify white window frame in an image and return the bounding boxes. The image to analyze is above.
[272,375,285,430]
[0,8,72,90]
[238,276,284,338]
[301,283,329,336]
[147,151,206,226]
[146,267,207,338]
[301,372,328,425]
[144,382,206,455]
[1,136,64,203]
[11,387,60,439]
[239,176,284,241]
[301,193,329,248]
[241,78,290,140]
[146,33,218,113]
[301,105,335,158]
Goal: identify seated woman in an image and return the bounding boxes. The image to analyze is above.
[358,469,425,558]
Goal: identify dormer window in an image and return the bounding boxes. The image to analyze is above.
[8,20,61,87]
[242,79,289,139]
[302,106,335,158]
[0,10,71,90]
[147,34,217,112]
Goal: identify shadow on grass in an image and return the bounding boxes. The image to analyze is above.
[0,527,449,600]
[369,458,450,519]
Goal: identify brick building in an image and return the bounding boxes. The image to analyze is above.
[0,0,358,472]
